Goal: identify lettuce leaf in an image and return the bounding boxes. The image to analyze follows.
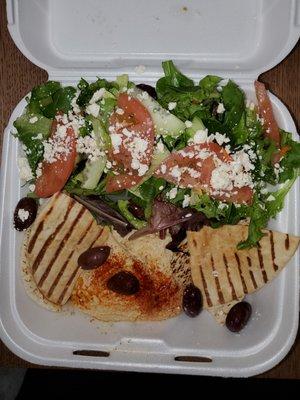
[28,81,76,118]
[14,112,52,174]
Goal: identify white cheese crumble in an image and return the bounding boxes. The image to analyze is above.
[134,65,146,74]
[168,102,177,111]
[110,133,122,154]
[266,194,275,202]
[86,103,100,117]
[214,132,230,146]
[168,187,178,199]
[192,129,208,144]
[77,135,104,162]
[182,194,191,208]
[71,91,81,114]
[89,88,105,104]
[159,185,164,191]
[18,157,33,181]
[116,108,124,115]
[210,150,254,195]
[216,103,225,114]
[156,140,165,153]
[28,184,36,192]
[29,116,38,124]
[18,209,29,222]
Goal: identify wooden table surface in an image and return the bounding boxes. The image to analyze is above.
[0,2,299,378]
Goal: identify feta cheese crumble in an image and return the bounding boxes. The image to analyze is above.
[18,209,29,222]
[168,102,177,111]
[216,103,225,114]
[182,194,191,208]
[18,157,33,181]
[86,103,100,117]
[29,116,38,124]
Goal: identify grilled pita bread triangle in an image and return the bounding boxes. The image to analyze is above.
[71,232,182,321]
[187,225,299,310]
[23,192,109,308]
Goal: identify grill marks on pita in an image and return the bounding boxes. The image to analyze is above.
[188,226,300,309]
[25,192,108,306]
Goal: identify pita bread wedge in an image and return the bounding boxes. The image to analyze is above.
[71,232,182,321]
[23,192,109,308]
[188,225,300,311]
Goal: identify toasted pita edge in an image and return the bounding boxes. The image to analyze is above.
[187,225,300,313]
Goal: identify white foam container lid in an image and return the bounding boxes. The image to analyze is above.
[0,0,300,377]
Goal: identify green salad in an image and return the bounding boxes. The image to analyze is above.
[14,61,300,249]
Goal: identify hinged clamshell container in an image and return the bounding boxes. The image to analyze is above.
[0,0,299,377]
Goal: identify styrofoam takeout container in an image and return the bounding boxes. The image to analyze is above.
[0,0,299,377]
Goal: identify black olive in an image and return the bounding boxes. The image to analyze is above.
[136,84,157,100]
[182,284,203,317]
[226,301,252,333]
[107,271,140,295]
[14,197,38,231]
[78,246,110,270]
[127,200,145,220]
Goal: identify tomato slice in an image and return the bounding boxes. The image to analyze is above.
[106,93,154,193]
[155,143,253,205]
[254,80,281,146]
[106,173,143,193]
[155,143,231,188]
[35,116,77,198]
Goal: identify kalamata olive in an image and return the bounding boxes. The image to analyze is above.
[225,301,252,333]
[182,284,203,317]
[107,271,140,295]
[136,84,157,100]
[78,246,110,270]
[128,200,145,220]
[14,197,38,231]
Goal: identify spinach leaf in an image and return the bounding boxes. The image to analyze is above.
[222,80,245,130]
[42,86,76,118]
[279,131,300,182]
[199,75,222,94]
[162,60,194,87]
[76,78,112,107]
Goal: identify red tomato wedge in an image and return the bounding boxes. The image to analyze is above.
[254,80,281,146]
[155,143,253,205]
[106,93,154,192]
[106,173,143,193]
[35,116,77,198]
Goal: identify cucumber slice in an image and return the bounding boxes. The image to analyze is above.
[78,117,109,190]
[80,157,106,189]
[131,87,185,137]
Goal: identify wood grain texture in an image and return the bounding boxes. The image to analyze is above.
[0,1,299,378]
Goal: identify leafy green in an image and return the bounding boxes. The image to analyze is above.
[14,112,52,173]
[199,75,222,94]
[279,131,300,182]
[156,61,220,121]
[117,200,147,229]
[222,80,245,130]
[161,60,194,87]
[76,78,113,108]
[28,81,76,118]
[129,177,165,220]
[238,170,299,249]
[42,87,76,118]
